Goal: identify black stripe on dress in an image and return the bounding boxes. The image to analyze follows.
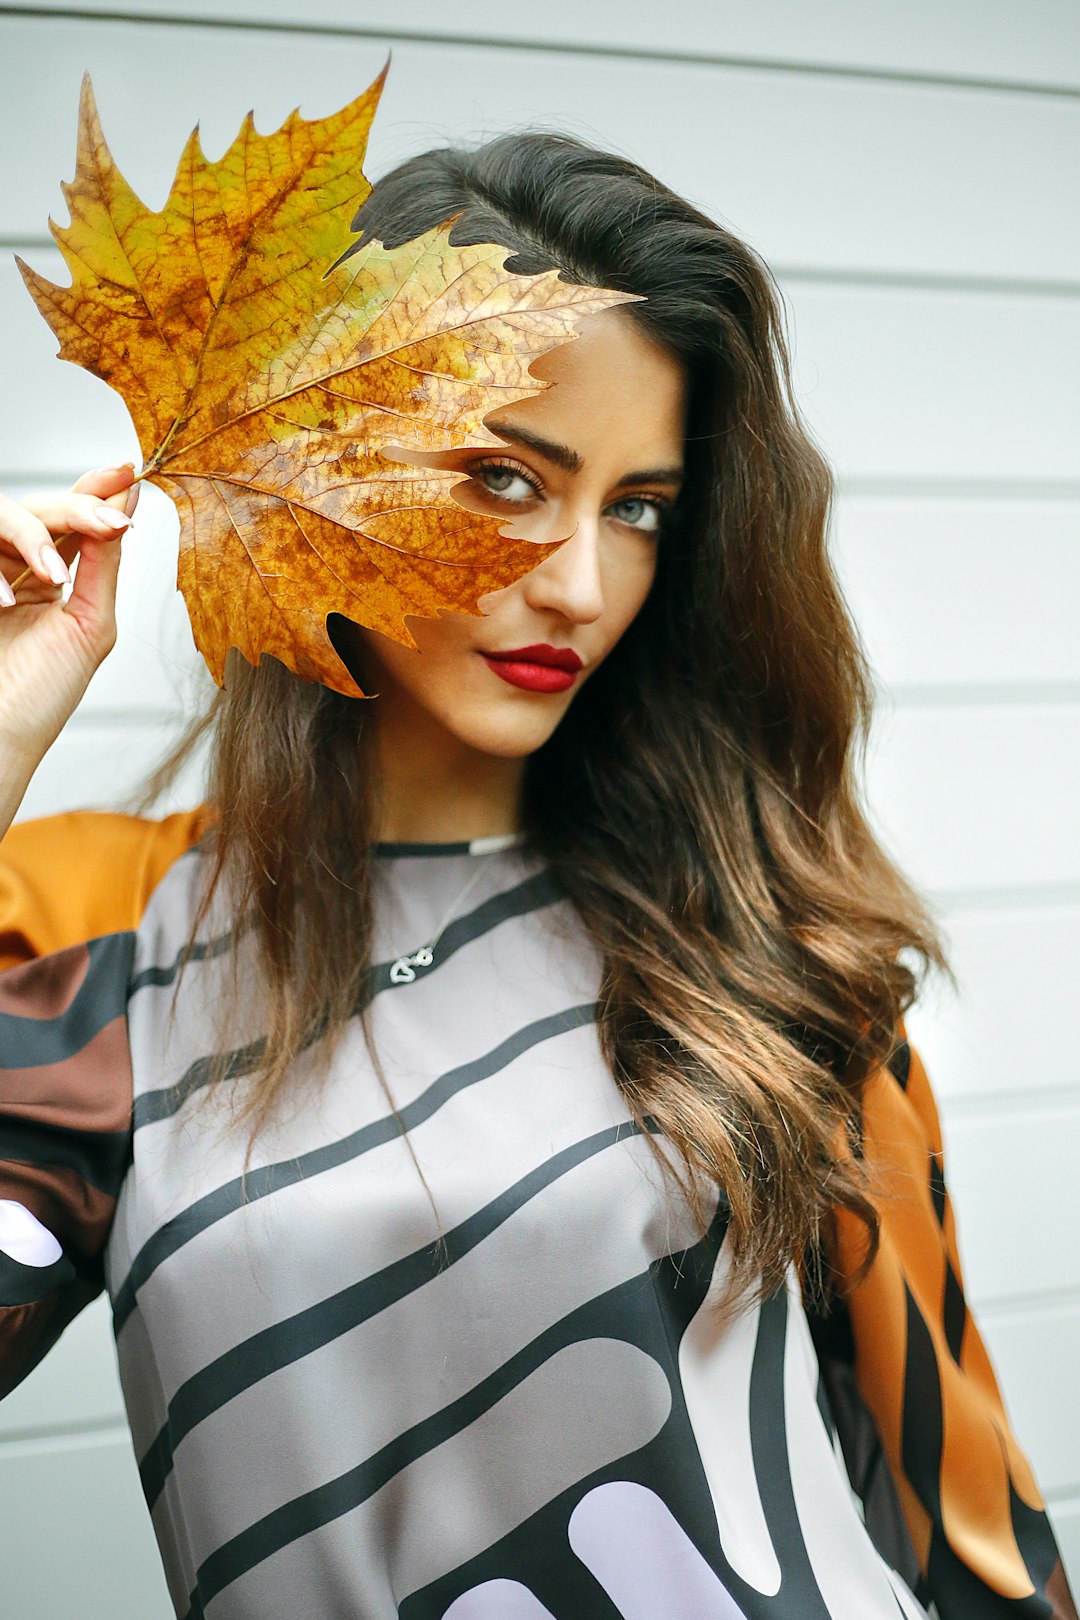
[0,1116,130,1198]
[129,922,243,997]
[0,931,133,1068]
[0,1247,75,1306]
[746,1285,834,1620]
[887,1040,912,1091]
[899,1283,944,1527]
[942,1259,967,1365]
[929,1154,948,1227]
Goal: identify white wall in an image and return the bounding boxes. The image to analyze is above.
[1,4,1077,1613]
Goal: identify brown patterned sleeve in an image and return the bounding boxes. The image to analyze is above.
[0,931,136,1399]
[815,1035,1078,1619]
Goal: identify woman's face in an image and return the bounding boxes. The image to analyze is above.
[336,307,686,758]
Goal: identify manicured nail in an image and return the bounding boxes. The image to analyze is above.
[0,575,15,607]
[97,508,131,531]
[42,546,71,587]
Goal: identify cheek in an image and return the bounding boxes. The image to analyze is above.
[337,617,458,699]
[383,626,473,698]
[597,546,658,649]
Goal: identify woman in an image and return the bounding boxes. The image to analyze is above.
[0,133,1073,1620]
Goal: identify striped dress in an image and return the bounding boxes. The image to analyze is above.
[0,810,1074,1620]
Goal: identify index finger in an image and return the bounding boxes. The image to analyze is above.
[71,463,136,498]
[70,464,141,526]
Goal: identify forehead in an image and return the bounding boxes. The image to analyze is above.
[485,307,686,463]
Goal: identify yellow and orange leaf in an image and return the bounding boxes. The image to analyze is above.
[17,70,634,696]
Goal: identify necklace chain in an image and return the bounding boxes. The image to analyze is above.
[388,864,489,985]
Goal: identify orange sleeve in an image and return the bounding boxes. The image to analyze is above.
[825,1034,1077,1618]
[0,804,216,971]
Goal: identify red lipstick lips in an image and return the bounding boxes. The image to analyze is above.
[480,643,583,694]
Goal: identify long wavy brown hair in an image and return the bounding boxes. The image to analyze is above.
[136,132,948,1301]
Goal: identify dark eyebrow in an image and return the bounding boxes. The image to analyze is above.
[487,422,583,473]
[612,466,684,490]
[487,421,683,489]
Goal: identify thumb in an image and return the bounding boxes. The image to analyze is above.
[62,529,123,657]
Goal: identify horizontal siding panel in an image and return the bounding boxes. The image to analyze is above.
[13,715,208,826]
[3,0,1079,90]
[943,1098,1080,1306]
[906,905,1080,1103]
[1,17,1078,281]
[6,250,1079,486]
[0,1427,171,1619]
[0,1296,124,1440]
[833,497,1080,692]
[865,703,1080,896]
[784,282,1080,485]
[974,1303,1080,1501]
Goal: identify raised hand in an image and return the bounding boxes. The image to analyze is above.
[0,463,138,831]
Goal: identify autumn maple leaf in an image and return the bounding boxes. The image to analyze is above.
[17,70,634,697]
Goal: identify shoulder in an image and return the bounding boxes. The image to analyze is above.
[0,804,216,971]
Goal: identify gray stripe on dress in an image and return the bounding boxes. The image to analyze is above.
[141,1129,698,1570]
[138,1122,650,1512]
[111,1002,598,1333]
[130,868,565,1131]
[180,1333,672,1619]
[114,1009,618,1462]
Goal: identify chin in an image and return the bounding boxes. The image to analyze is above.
[446,703,571,759]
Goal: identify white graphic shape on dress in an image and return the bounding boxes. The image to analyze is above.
[569,1481,751,1618]
[0,1198,62,1266]
[442,1580,557,1618]
[677,1248,783,1594]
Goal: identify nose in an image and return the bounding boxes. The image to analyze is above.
[521,514,605,625]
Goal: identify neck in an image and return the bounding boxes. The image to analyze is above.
[365,701,526,845]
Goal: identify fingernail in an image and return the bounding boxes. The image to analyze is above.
[0,575,15,607]
[42,547,71,587]
[95,461,136,474]
[98,509,131,531]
